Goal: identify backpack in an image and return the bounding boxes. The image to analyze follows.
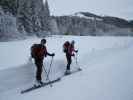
[31,44,47,59]
[63,41,70,53]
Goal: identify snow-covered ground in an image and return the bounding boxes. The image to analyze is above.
[0,36,133,100]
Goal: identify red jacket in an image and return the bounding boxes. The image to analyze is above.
[68,44,75,56]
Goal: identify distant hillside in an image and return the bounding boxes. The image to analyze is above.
[78,12,133,28]
[52,12,133,36]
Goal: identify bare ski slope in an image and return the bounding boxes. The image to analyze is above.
[0,36,133,100]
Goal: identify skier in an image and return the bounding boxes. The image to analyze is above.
[31,39,55,85]
[63,40,78,74]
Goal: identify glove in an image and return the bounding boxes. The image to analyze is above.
[72,53,75,56]
[51,53,55,56]
[75,50,78,53]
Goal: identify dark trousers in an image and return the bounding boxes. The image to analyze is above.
[35,59,43,81]
[66,54,72,70]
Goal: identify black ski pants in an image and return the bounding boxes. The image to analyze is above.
[34,59,43,81]
[66,53,72,70]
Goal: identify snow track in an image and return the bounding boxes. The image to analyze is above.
[1,36,133,100]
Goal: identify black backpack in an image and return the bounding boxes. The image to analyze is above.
[31,44,47,59]
[63,41,70,53]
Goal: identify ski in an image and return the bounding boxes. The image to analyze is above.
[64,68,82,76]
[21,68,81,94]
[21,78,61,94]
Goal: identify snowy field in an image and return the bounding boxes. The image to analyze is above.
[0,35,133,100]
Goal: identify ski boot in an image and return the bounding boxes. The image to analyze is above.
[65,69,71,75]
[34,80,43,87]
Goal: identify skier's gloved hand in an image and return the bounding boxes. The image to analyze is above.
[51,53,55,57]
[72,53,75,57]
[75,50,78,53]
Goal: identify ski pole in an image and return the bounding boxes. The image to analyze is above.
[74,52,78,65]
[75,52,81,70]
[42,65,52,87]
[46,56,54,80]
[75,53,78,65]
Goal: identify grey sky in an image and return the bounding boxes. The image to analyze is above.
[45,0,133,20]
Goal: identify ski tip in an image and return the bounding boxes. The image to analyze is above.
[21,91,24,94]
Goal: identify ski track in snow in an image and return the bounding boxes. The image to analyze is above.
[0,36,133,100]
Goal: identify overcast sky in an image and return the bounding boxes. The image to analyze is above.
[45,0,133,20]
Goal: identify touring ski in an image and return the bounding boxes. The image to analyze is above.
[21,78,61,94]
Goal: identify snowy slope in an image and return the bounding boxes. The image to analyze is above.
[0,36,133,100]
